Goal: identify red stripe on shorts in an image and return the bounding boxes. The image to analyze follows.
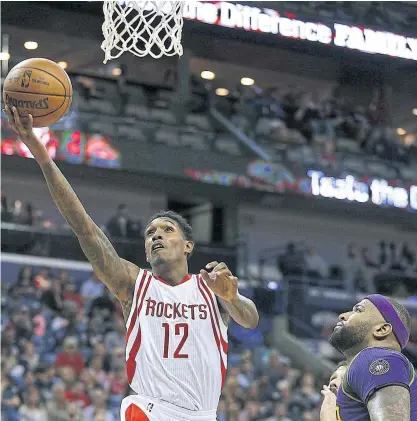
[125,403,150,421]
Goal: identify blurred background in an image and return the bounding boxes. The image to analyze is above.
[1,2,417,421]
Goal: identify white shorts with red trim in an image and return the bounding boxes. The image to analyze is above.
[121,395,217,421]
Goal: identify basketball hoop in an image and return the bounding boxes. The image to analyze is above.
[101,1,185,63]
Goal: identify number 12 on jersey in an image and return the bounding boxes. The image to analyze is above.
[162,323,189,359]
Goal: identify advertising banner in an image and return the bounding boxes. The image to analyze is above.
[183,1,417,61]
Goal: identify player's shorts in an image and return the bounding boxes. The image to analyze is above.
[121,394,217,421]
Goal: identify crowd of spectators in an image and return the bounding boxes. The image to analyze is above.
[2,263,337,421]
[1,192,142,241]
[277,241,417,296]
[230,85,411,164]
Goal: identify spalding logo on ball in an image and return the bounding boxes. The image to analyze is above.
[2,58,73,128]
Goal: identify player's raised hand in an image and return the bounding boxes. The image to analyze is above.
[320,385,337,421]
[4,106,39,147]
[200,261,238,302]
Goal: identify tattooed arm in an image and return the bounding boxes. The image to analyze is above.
[217,294,259,329]
[5,107,139,320]
[367,385,410,421]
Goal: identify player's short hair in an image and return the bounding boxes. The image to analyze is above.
[385,296,412,334]
[146,210,194,243]
[336,360,347,370]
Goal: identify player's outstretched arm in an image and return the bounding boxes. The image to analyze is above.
[201,261,259,329]
[5,106,139,318]
[367,385,410,421]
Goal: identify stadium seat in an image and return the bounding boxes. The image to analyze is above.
[214,136,243,156]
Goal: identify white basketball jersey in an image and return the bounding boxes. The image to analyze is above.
[125,269,228,412]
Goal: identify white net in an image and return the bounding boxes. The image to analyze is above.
[101,1,185,63]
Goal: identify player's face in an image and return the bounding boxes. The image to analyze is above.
[328,300,374,353]
[144,218,194,268]
[328,366,347,395]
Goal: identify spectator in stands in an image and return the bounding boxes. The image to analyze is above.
[9,266,36,300]
[344,243,366,293]
[41,276,64,312]
[104,316,126,352]
[52,301,84,345]
[85,356,109,391]
[402,242,416,270]
[237,360,255,390]
[378,240,388,268]
[278,243,306,276]
[34,364,56,403]
[19,341,39,373]
[266,402,294,421]
[108,365,128,396]
[65,381,91,409]
[294,92,321,145]
[89,287,116,323]
[342,105,370,147]
[238,399,261,421]
[109,347,126,372]
[26,203,34,226]
[302,411,315,421]
[305,247,329,278]
[11,199,26,224]
[264,352,286,391]
[1,189,8,214]
[1,363,21,421]
[105,204,132,238]
[388,242,404,271]
[81,273,105,310]
[86,316,106,349]
[34,267,52,291]
[19,386,48,421]
[10,305,33,351]
[47,383,84,421]
[63,280,84,312]
[361,247,379,269]
[55,336,85,377]
[83,388,115,421]
[290,373,321,415]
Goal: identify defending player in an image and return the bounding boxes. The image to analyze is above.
[328,294,416,421]
[320,361,347,421]
[5,106,259,421]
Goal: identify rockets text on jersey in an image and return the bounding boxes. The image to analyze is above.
[124,269,228,412]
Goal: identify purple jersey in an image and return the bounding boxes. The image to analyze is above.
[336,347,416,421]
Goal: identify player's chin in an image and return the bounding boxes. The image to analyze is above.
[328,328,342,346]
[151,255,167,267]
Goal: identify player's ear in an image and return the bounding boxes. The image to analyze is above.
[184,240,194,256]
[373,322,392,340]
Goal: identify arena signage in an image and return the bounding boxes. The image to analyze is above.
[308,170,417,210]
[183,1,417,61]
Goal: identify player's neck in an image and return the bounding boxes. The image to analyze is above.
[343,343,369,363]
[152,262,189,286]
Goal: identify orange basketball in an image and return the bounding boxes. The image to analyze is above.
[3,58,73,128]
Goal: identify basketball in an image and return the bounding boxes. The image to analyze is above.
[3,58,73,128]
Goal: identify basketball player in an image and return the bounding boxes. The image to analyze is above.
[328,294,416,421]
[5,106,259,421]
[320,361,347,421]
